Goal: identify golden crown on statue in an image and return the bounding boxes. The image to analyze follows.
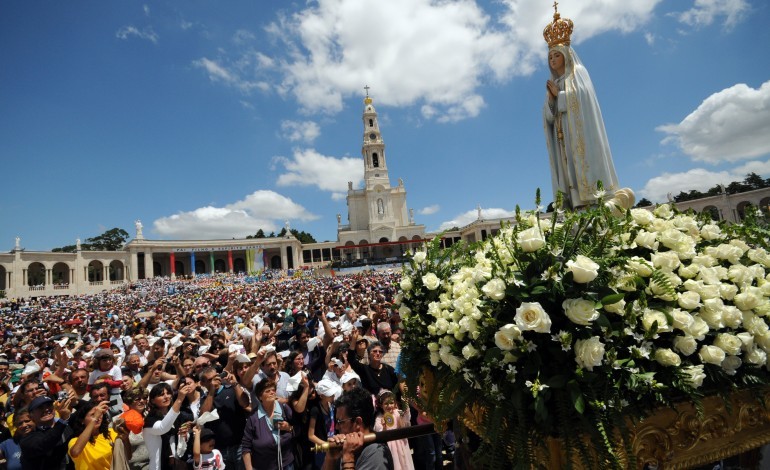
[543,1,573,47]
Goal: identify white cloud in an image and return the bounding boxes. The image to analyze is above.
[143,4,150,16]
[280,120,321,143]
[419,205,440,215]
[438,207,516,231]
[192,57,268,94]
[152,190,318,239]
[657,81,770,163]
[672,0,749,30]
[236,0,660,121]
[639,160,770,202]
[116,25,159,44]
[644,32,655,45]
[274,149,362,199]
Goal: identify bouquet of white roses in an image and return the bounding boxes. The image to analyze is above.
[397,191,770,469]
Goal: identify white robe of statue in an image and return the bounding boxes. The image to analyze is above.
[543,44,618,208]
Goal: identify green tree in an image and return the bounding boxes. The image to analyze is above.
[744,172,769,190]
[291,229,317,244]
[255,229,266,238]
[87,228,129,251]
[277,227,287,237]
[634,198,653,207]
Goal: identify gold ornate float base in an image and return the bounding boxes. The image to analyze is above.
[422,368,770,468]
[630,387,770,469]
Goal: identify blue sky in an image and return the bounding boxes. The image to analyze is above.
[2,0,769,250]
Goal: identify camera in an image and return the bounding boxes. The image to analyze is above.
[57,391,68,401]
[108,398,119,407]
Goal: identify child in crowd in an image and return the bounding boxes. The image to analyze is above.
[192,424,224,470]
[374,390,414,470]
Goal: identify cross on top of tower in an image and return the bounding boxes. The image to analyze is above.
[364,85,370,97]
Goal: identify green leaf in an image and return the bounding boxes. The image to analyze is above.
[600,292,625,305]
[572,391,585,414]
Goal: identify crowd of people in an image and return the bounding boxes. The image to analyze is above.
[0,271,453,470]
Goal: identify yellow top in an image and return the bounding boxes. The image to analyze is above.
[68,428,118,470]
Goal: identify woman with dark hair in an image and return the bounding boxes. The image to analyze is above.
[143,381,194,470]
[68,400,131,470]
[0,407,35,470]
[285,351,306,377]
[242,379,296,470]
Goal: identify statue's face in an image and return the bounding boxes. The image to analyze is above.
[548,50,565,75]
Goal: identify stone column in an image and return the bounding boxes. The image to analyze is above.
[210,252,215,274]
[227,250,233,273]
[281,245,288,270]
[170,252,176,279]
[130,252,139,281]
[144,250,154,279]
[103,264,109,283]
[190,251,196,277]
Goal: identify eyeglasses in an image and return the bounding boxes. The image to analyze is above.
[370,350,383,355]
[335,417,353,426]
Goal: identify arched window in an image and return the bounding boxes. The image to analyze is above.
[377,198,385,214]
[369,119,374,127]
[372,153,379,167]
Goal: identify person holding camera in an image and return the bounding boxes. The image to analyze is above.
[89,348,124,416]
[199,366,248,470]
[242,379,295,470]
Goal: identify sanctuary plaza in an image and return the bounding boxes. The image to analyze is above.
[2,93,769,300]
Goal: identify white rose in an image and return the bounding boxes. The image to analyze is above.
[683,316,709,340]
[398,304,411,318]
[574,336,605,371]
[651,251,681,272]
[641,309,672,333]
[746,347,767,366]
[630,208,655,226]
[653,204,674,219]
[734,287,762,311]
[634,231,659,250]
[757,333,770,352]
[712,244,743,264]
[627,257,653,277]
[699,345,726,365]
[728,265,753,286]
[736,332,754,350]
[494,324,521,351]
[422,273,441,291]
[700,224,723,241]
[722,355,742,375]
[677,291,701,311]
[670,308,695,331]
[517,227,546,252]
[461,343,480,360]
[400,277,413,291]
[743,312,769,336]
[514,302,552,333]
[748,248,770,268]
[562,298,600,326]
[658,229,694,255]
[566,255,600,284]
[730,239,750,253]
[719,283,738,301]
[683,365,706,388]
[654,348,682,366]
[673,335,698,356]
[412,251,427,264]
[481,278,507,301]
[699,284,721,300]
[699,304,724,329]
[714,333,742,356]
[603,299,626,315]
[721,306,743,329]
[678,263,700,279]
[698,267,722,285]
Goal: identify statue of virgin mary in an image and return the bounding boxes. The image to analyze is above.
[543,5,619,209]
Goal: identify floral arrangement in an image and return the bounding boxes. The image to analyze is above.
[397,191,770,469]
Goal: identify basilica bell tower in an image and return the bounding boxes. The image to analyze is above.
[336,88,425,258]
